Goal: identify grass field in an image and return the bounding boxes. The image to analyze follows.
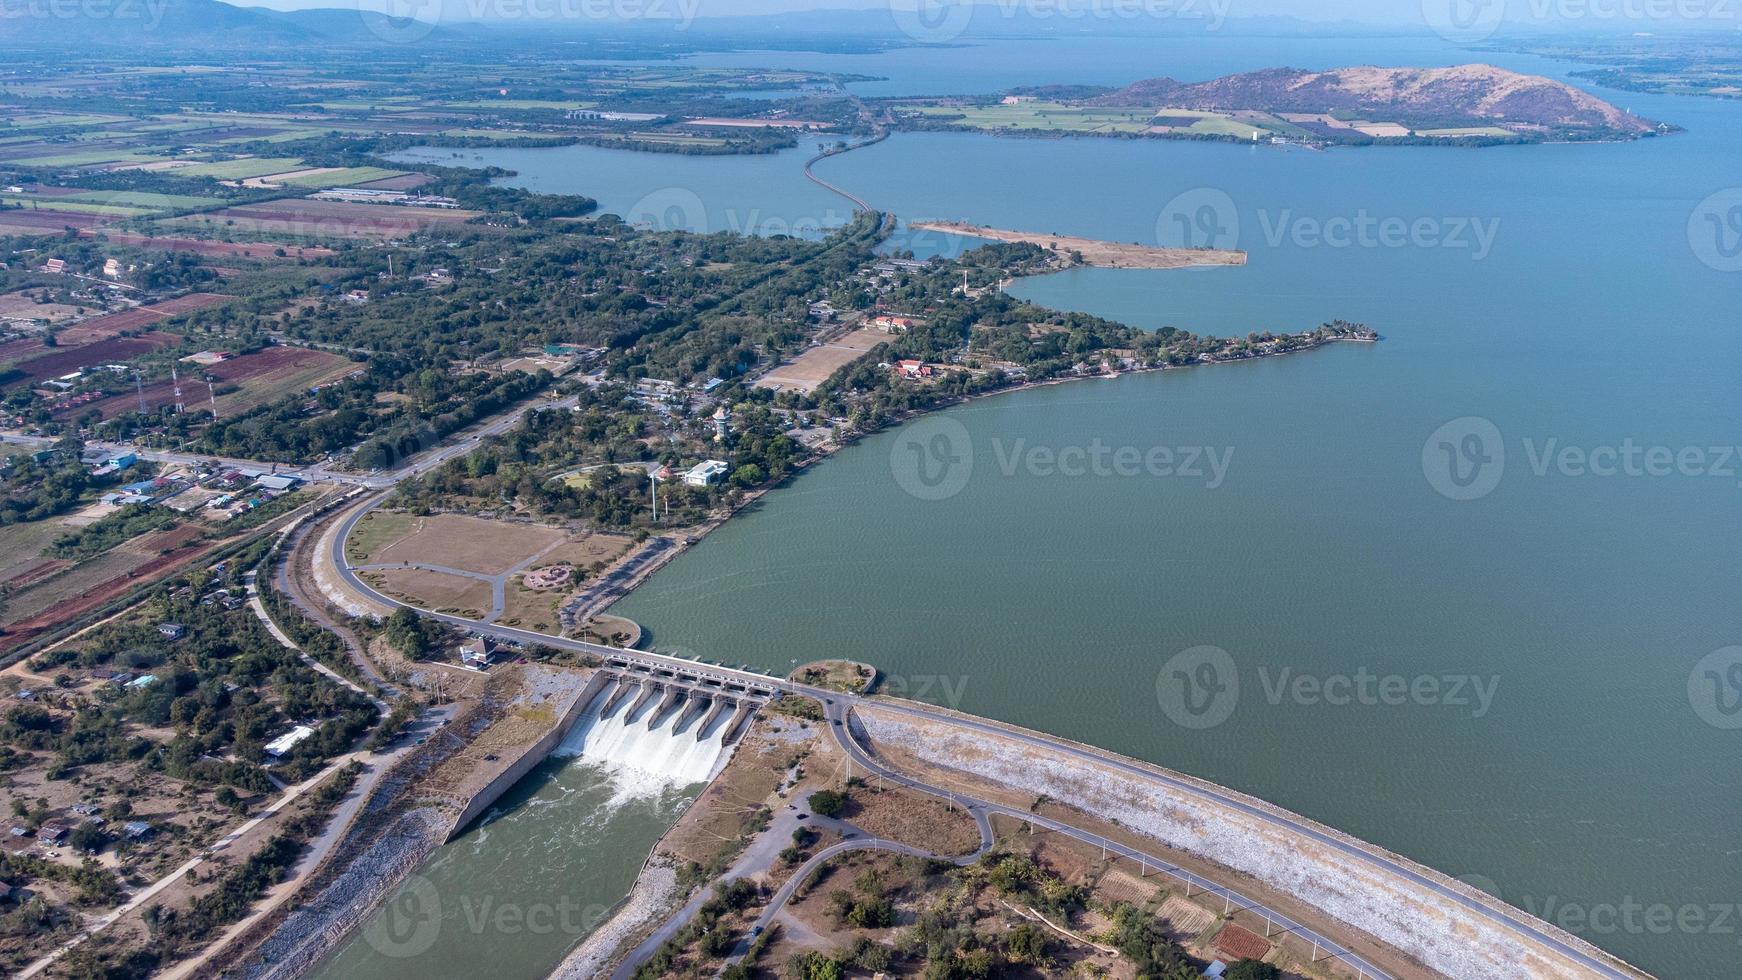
[60,190,221,211]
[0,196,150,216]
[6,149,165,167]
[345,510,417,565]
[360,512,566,575]
[900,102,1156,134]
[444,99,598,110]
[900,102,1306,140]
[176,157,305,179]
[277,166,407,189]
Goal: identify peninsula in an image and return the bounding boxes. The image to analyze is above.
[890,64,1673,147]
[908,221,1247,269]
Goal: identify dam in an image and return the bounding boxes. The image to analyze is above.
[305,668,766,980]
[554,674,757,787]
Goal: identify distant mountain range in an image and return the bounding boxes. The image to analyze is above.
[0,0,1441,52]
[0,0,448,46]
[1086,64,1662,136]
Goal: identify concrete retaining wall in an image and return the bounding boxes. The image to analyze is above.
[446,671,612,840]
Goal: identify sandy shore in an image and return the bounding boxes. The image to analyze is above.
[909,220,1246,269]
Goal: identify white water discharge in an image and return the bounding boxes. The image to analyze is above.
[553,681,733,792]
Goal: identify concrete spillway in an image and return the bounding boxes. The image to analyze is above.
[646,686,685,730]
[555,682,729,787]
[722,700,758,745]
[624,681,661,723]
[673,693,711,734]
[600,678,638,716]
[695,695,731,737]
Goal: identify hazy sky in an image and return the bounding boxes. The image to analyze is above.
[236,0,1742,29]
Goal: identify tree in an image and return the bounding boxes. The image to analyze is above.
[807,789,845,818]
[1005,923,1051,966]
[1225,960,1280,980]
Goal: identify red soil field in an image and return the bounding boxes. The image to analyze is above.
[176,198,477,238]
[0,210,106,233]
[53,293,233,344]
[5,333,181,384]
[79,344,352,419]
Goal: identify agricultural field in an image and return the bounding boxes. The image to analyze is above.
[269,166,408,189]
[174,157,305,179]
[171,198,480,239]
[755,323,887,394]
[78,345,354,419]
[897,101,1158,133]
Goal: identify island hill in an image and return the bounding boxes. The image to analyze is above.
[888,63,1673,146]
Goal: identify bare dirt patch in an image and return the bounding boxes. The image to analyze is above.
[843,784,982,857]
[365,513,565,576]
[754,324,887,395]
[365,567,491,619]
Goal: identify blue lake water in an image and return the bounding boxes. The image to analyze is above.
[400,33,1740,978]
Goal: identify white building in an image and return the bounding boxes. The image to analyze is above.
[264,725,315,758]
[683,459,730,487]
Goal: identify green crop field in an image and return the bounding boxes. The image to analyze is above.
[60,190,223,211]
[8,149,164,166]
[900,102,1157,134]
[445,99,598,110]
[0,196,151,216]
[177,157,306,179]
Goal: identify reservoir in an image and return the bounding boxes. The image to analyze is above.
[383,34,1740,979]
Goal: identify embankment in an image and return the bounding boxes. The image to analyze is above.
[857,703,1650,980]
[445,669,610,838]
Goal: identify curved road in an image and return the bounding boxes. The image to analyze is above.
[324,493,1640,980]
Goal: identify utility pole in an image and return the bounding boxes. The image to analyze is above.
[171,364,184,414]
[207,378,218,419]
[134,371,145,414]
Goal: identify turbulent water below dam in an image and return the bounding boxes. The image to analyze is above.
[308,679,736,980]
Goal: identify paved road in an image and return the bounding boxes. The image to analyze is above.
[324,442,1639,980]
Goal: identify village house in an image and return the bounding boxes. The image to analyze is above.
[896,359,934,380]
[458,637,496,670]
